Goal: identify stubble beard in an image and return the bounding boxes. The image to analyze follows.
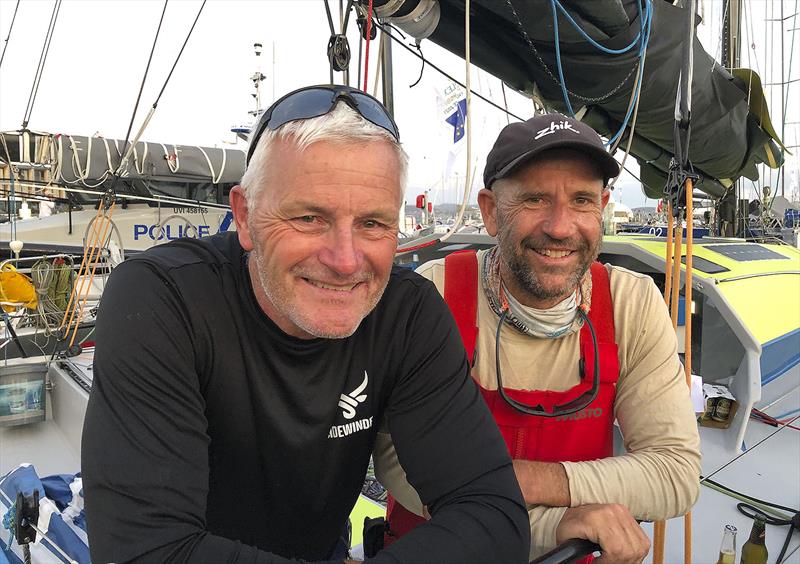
[497,217,602,303]
[249,239,386,339]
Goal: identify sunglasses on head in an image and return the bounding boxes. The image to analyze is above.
[246,85,400,165]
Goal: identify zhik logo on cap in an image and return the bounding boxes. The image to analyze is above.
[534,120,580,140]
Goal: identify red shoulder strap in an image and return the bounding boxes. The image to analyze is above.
[444,250,479,362]
[587,262,615,344]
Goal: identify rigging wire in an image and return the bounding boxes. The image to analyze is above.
[21,0,62,130]
[773,0,798,198]
[438,0,473,243]
[120,0,207,169]
[0,0,21,72]
[114,0,169,182]
[371,21,525,122]
[701,414,800,485]
[500,82,511,125]
[154,0,205,106]
[606,53,646,191]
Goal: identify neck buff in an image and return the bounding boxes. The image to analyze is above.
[482,246,592,339]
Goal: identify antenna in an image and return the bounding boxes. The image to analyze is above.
[250,42,266,118]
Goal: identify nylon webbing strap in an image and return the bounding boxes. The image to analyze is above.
[587,262,614,344]
[444,250,479,362]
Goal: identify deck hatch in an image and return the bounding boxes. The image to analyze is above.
[704,244,789,262]
[680,255,730,274]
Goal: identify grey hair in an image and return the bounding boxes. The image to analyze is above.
[240,102,408,212]
[489,177,523,205]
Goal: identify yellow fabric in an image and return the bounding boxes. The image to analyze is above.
[0,264,38,312]
[348,495,387,548]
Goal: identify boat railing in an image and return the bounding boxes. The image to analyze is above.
[1,253,107,350]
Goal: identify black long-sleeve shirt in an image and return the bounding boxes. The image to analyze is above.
[82,232,529,563]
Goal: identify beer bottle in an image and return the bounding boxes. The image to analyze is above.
[740,515,768,564]
[716,524,737,564]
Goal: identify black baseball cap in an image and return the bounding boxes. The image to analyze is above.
[483,113,620,189]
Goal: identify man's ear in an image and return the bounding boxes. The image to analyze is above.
[601,187,611,209]
[477,188,499,237]
[229,185,254,251]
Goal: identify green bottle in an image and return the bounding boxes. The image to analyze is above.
[740,515,768,564]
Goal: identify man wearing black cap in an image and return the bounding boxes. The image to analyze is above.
[376,114,701,563]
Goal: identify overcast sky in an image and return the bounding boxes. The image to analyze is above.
[0,0,796,208]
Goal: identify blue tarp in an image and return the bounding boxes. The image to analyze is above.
[0,464,89,564]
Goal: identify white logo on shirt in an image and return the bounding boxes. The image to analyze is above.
[338,371,368,420]
[534,120,580,140]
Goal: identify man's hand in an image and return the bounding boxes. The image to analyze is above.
[555,504,650,564]
[512,459,571,506]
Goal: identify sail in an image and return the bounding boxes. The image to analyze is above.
[377,0,784,199]
[0,130,245,204]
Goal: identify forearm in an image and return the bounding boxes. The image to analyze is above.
[562,445,700,520]
[513,459,571,506]
[568,271,701,520]
[372,463,529,564]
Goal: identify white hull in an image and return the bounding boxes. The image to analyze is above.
[1,204,235,254]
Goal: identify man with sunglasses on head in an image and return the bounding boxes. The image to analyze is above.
[82,85,529,564]
[376,114,701,563]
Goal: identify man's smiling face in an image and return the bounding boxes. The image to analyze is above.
[231,137,402,339]
[479,149,608,308]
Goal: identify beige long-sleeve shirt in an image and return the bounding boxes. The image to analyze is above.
[374,250,701,558]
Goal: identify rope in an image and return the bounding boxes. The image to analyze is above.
[362,0,374,91]
[5,177,231,210]
[606,42,648,190]
[683,180,694,564]
[21,0,62,130]
[67,135,112,188]
[548,0,652,141]
[552,0,644,55]
[130,141,149,176]
[371,31,385,98]
[31,257,75,335]
[506,0,650,110]
[197,146,226,184]
[161,143,181,173]
[440,0,472,244]
[0,0,21,71]
[663,203,674,305]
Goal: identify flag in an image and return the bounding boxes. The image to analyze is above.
[445,98,467,143]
